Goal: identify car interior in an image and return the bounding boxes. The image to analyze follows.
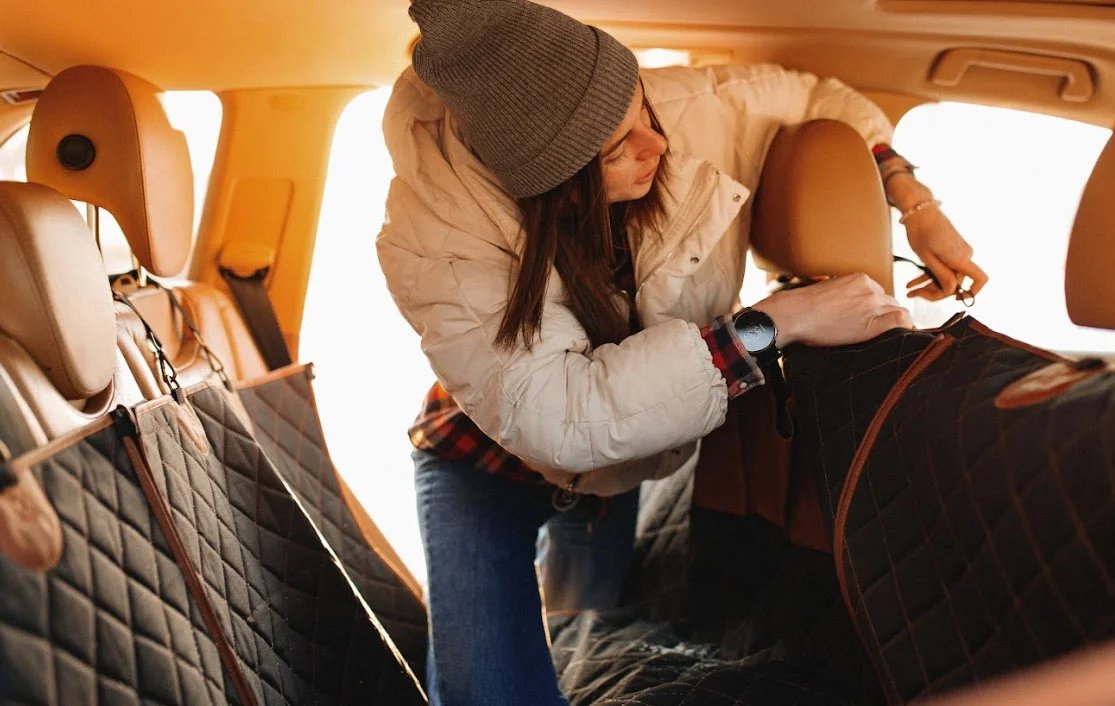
[0,0,1113,704]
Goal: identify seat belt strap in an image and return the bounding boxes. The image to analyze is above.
[219,268,293,371]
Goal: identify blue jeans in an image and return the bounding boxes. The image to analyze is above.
[414,450,639,706]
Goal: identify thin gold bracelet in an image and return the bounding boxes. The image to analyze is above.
[898,198,942,225]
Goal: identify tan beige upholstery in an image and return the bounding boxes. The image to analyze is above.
[0,181,150,443]
[25,65,194,277]
[1066,130,1115,330]
[26,64,267,386]
[0,182,116,400]
[117,282,268,389]
[751,119,894,294]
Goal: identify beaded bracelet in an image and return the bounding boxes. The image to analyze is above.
[898,198,942,225]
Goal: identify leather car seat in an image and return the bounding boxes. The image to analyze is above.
[750,118,894,294]
[1066,128,1115,331]
[26,65,267,391]
[0,181,151,444]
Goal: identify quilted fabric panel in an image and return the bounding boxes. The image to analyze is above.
[784,324,947,531]
[236,369,428,681]
[0,421,234,705]
[618,466,881,704]
[551,609,863,706]
[623,464,695,624]
[840,326,1115,702]
[135,387,426,705]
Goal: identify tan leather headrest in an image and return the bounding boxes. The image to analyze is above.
[1066,130,1115,330]
[26,65,194,277]
[0,182,116,399]
[751,119,894,294]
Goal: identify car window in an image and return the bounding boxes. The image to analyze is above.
[890,102,1113,354]
[0,91,222,276]
[303,88,432,583]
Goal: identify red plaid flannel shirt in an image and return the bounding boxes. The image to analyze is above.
[408,224,764,485]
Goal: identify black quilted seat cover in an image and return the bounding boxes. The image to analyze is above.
[136,385,426,705]
[615,466,882,705]
[551,609,863,706]
[785,316,1115,702]
[0,421,237,705]
[236,367,429,681]
[784,323,945,529]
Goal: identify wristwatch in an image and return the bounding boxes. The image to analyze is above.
[732,308,781,368]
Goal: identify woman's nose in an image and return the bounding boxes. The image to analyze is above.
[634,127,668,159]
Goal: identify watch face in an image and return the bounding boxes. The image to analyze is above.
[737,312,776,353]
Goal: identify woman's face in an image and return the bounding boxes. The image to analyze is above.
[599,82,668,203]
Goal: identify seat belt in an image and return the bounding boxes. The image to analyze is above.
[220,268,293,371]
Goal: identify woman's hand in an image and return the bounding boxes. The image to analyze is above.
[752,273,914,348]
[887,172,989,301]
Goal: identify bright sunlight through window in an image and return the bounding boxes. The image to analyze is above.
[891,103,1112,354]
[302,88,434,584]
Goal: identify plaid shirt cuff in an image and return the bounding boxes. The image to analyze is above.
[700,314,766,399]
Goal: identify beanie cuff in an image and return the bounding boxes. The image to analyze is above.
[500,29,639,199]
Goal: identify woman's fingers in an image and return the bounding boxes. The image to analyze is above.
[867,305,914,337]
[956,260,990,296]
[921,250,958,297]
[906,273,932,288]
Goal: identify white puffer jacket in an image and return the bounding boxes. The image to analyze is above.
[377,63,893,496]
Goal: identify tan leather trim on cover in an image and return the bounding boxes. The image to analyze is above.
[0,183,117,400]
[122,427,259,706]
[233,362,314,391]
[0,414,115,571]
[26,65,194,277]
[968,320,1065,362]
[0,458,63,571]
[833,335,954,651]
[6,414,113,471]
[751,119,894,294]
[1066,132,1115,331]
[995,361,1108,410]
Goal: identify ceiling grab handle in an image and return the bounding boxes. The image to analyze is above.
[930,48,1094,103]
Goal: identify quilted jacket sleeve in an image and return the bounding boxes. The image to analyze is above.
[376,202,729,474]
[709,63,895,148]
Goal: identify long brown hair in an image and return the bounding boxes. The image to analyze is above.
[496,101,669,350]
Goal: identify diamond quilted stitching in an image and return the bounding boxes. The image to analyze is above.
[135,386,426,705]
[552,610,862,706]
[237,370,429,681]
[0,423,232,705]
[819,322,1115,703]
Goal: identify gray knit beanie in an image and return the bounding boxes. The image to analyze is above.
[409,0,639,199]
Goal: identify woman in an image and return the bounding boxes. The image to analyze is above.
[377,1,988,703]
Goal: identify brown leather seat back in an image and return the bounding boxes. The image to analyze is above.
[1066,130,1115,330]
[0,181,148,442]
[751,118,894,294]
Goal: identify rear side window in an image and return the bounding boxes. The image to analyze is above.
[890,102,1112,354]
[0,91,222,276]
[303,88,432,584]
